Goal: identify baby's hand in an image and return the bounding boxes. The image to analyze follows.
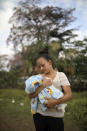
[42,77,52,87]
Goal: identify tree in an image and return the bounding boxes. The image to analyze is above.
[0,55,9,71]
[7,1,76,51]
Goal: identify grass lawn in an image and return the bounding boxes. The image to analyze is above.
[0,89,87,131]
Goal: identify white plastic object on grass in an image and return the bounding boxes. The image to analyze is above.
[12,98,15,103]
[20,102,24,106]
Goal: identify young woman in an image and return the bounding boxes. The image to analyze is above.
[28,47,72,131]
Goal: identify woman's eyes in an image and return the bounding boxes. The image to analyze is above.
[42,64,44,66]
[42,64,45,67]
[39,64,45,68]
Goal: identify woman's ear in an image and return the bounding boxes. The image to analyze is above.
[48,60,52,65]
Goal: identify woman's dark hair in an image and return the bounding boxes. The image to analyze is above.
[37,47,52,61]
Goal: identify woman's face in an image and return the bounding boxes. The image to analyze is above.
[36,57,52,74]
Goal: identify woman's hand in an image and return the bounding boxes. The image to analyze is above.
[44,97,57,108]
[45,85,72,108]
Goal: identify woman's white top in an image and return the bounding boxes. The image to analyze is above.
[37,71,70,118]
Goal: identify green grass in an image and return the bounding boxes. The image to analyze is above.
[0,89,35,131]
[0,89,87,131]
[65,92,87,131]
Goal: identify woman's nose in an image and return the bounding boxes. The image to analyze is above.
[40,66,44,71]
[41,66,43,70]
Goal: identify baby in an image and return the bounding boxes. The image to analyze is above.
[25,74,66,114]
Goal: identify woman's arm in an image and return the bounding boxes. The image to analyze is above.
[28,85,44,99]
[45,85,72,108]
[56,85,72,104]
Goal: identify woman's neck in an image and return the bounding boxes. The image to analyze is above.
[44,68,57,80]
[45,68,56,76]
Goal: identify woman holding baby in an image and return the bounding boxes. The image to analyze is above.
[28,47,72,131]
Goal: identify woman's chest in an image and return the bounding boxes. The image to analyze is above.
[52,76,62,90]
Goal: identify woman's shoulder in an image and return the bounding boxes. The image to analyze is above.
[57,71,70,86]
[56,71,69,80]
[57,71,66,77]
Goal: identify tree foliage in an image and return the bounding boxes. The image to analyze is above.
[7,1,76,50]
[0,69,24,89]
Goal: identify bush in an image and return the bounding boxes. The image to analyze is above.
[66,92,87,131]
[0,70,24,89]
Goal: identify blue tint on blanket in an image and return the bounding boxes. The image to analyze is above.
[25,75,64,114]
